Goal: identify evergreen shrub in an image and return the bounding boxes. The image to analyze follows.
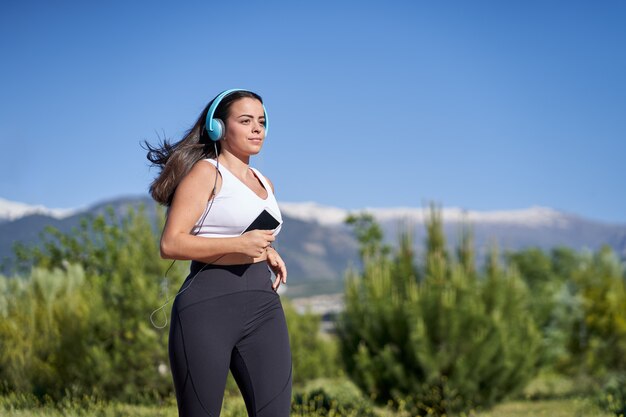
[292,377,376,417]
[336,205,541,416]
[597,373,626,417]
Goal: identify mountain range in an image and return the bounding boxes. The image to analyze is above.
[2,196,625,297]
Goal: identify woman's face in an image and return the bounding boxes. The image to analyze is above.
[222,97,266,156]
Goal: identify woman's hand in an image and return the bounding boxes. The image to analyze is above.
[238,230,275,258]
[266,246,287,291]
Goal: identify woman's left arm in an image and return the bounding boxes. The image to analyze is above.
[264,176,287,291]
[266,246,287,291]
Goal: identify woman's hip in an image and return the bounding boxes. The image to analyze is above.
[172,260,277,313]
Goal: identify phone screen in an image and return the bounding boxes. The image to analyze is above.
[242,209,281,234]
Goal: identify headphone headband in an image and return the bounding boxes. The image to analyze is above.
[204,88,268,142]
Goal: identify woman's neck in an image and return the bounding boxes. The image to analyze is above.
[217,150,250,177]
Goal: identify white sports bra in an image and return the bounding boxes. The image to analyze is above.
[191,158,283,238]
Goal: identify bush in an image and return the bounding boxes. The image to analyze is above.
[1,206,181,401]
[337,206,541,416]
[2,204,346,404]
[292,377,376,417]
[597,373,626,417]
[570,246,626,377]
[0,264,95,398]
[282,299,343,385]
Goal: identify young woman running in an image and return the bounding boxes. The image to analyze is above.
[145,89,292,417]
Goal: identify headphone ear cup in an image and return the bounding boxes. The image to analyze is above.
[208,118,225,141]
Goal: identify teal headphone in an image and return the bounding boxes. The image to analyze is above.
[204,88,269,142]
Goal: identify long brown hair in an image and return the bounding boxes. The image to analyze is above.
[143,90,264,206]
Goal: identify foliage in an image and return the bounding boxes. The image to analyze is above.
[292,378,377,417]
[0,391,178,416]
[1,205,341,403]
[597,373,626,417]
[2,205,178,401]
[3,201,625,411]
[475,397,613,417]
[570,246,626,377]
[521,370,597,401]
[282,300,343,384]
[505,247,584,371]
[344,213,391,262]
[0,392,617,417]
[507,243,626,382]
[0,264,94,397]
[337,204,541,416]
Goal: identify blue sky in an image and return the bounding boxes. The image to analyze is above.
[1,1,625,223]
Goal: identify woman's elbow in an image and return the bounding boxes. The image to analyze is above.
[159,236,177,259]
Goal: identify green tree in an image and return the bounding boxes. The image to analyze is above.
[337,205,541,416]
[3,204,345,403]
[506,246,583,371]
[344,212,391,262]
[569,245,626,376]
[4,205,182,401]
[0,264,94,397]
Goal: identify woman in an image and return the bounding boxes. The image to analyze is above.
[145,89,292,417]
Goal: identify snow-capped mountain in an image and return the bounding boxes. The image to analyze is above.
[279,202,576,228]
[0,197,78,223]
[1,198,614,229]
[2,196,625,287]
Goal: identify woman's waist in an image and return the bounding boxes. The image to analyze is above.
[190,255,269,274]
[174,259,275,312]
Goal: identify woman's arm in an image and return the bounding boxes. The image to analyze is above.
[160,160,274,261]
[261,175,287,289]
[266,246,287,290]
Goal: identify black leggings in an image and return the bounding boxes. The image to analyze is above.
[168,260,292,417]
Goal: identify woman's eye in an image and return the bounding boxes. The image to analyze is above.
[241,119,250,124]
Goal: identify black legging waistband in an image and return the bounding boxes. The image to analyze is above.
[189,259,268,277]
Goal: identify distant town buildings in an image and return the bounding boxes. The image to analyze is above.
[288,293,344,335]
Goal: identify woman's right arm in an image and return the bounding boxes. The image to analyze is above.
[159,160,275,261]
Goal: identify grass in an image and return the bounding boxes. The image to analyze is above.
[474,398,612,417]
[0,395,614,417]
[1,373,617,417]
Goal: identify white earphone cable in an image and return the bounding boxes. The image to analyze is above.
[150,142,221,329]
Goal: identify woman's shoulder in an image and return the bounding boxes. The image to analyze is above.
[170,158,221,203]
[192,158,217,170]
[198,157,217,165]
[182,159,220,185]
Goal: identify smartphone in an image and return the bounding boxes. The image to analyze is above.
[242,209,281,234]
